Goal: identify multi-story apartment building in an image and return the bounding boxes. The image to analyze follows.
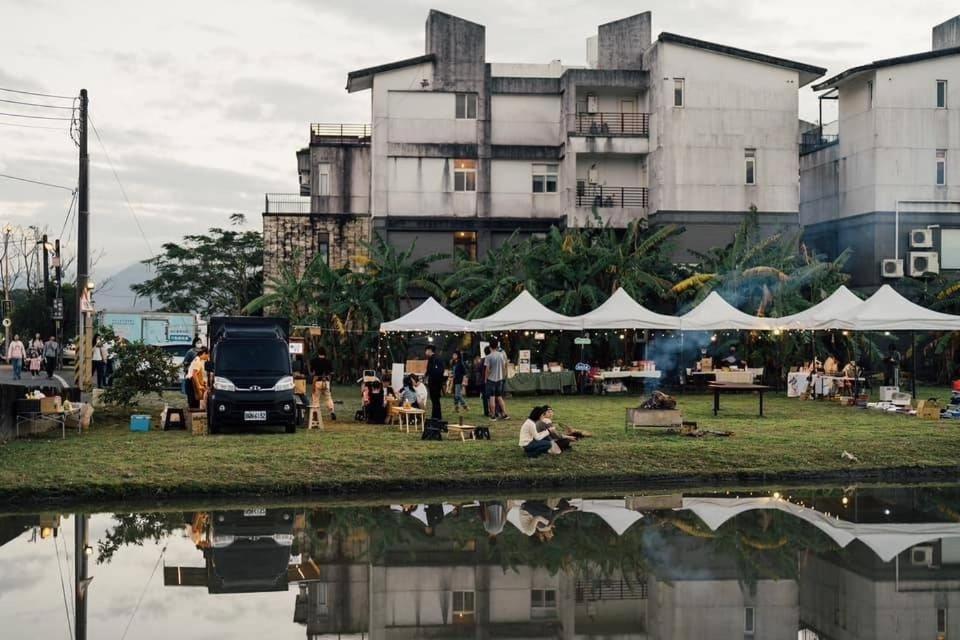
[800,15,960,286]
[263,9,825,283]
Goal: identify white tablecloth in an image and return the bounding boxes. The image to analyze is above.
[787,373,864,397]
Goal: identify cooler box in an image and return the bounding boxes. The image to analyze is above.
[879,386,899,401]
[130,415,151,432]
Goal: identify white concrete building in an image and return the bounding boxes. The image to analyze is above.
[800,15,960,286]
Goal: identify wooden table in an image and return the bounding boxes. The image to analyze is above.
[446,424,492,441]
[397,407,425,433]
[708,383,771,417]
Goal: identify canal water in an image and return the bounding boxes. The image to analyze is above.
[2,485,959,639]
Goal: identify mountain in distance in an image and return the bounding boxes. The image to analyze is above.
[96,261,156,312]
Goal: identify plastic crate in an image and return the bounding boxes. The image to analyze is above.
[130,414,151,432]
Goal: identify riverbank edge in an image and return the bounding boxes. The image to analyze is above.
[3,463,959,512]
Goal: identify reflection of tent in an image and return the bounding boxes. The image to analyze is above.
[836,284,960,331]
[380,297,476,332]
[772,286,864,331]
[389,504,456,526]
[681,497,960,562]
[679,292,771,331]
[569,499,644,535]
[473,290,582,331]
[575,288,680,330]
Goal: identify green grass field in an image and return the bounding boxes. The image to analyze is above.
[1,385,958,504]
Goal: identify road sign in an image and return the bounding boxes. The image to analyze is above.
[52,298,64,320]
[574,337,591,345]
[1,318,9,328]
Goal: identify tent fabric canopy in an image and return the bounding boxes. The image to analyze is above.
[772,286,864,331]
[679,291,771,331]
[836,284,960,331]
[575,288,681,330]
[379,297,477,332]
[472,290,582,331]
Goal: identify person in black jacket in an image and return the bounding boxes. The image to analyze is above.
[425,345,445,421]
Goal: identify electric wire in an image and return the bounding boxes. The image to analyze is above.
[0,121,70,131]
[59,189,79,239]
[118,544,167,640]
[0,86,76,100]
[0,111,73,120]
[53,533,75,640]
[0,97,76,110]
[61,530,75,622]
[88,113,155,258]
[0,173,76,192]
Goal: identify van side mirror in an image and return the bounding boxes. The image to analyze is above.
[204,361,214,373]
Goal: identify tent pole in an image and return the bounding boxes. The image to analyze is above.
[912,330,917,399]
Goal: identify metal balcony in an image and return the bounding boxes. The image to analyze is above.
[576,185,649,208]
[575,112,650,137]
[310,123,372,145]
[800,132,839,155]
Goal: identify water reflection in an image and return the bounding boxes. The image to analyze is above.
[2,487,960,639]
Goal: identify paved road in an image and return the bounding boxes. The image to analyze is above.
[0,364,74,389]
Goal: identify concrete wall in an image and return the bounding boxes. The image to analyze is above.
[490,95,561,145]
[262,213,370,286]
[596,13,651,70]
[490,160,562,217]
[384,157,477,217]
[933,15,960,50]
[799,143,840,227]
[310,144,371,214]
[387,92,478,145]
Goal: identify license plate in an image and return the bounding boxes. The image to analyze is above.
[243,508,266,517]
[244,410,267,421]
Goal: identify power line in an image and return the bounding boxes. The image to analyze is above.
[0,111,72,120]
[53,533,75,640]
[0,121,69,131]
[0,97,76,110]
[0,173,76,192]
[0,86,76,100]
[88,113,155,258]
[119,544,166,640]
[59,189,79,239]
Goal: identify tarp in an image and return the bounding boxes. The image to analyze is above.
[575,288,680,330]
[472,290,582,331]
[380,297,477,332]
[772,286,864,331]
[679,291,771,331]
[569,499,644,536]
[835,284,960,331]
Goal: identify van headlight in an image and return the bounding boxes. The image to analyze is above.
[213,376,236,391]
[274,376,295,392]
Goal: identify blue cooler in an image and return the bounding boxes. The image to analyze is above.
[130,415,151,432]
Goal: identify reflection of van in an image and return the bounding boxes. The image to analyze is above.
[207,509,295,593]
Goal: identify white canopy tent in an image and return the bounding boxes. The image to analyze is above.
[836,284,960,331]
[379,297,477,333]
[575,287,680,330]
[772,286,864,331]
[679,291,771,331]
[472,290,582,332]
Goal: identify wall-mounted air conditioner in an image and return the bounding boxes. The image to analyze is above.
[910,252,940,276]
[910,228,934,248]
[911,545,935,567]
[881,258,903,278]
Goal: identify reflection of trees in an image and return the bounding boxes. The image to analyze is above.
[97,513,185,564]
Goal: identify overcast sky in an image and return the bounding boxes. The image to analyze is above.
[1,0,956,280]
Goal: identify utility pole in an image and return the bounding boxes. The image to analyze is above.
[77,88,91,392]
[52,239,63,348]
[41,232,50,302]
[74,513,91,640]
[2,224,11,349]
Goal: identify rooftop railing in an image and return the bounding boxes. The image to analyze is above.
[310,123,372,145]
[265,193,310,214]
[575,112,650,137]
[576,184,649,208]
[800,132,839,155]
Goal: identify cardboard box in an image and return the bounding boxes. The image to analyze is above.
[405,359,427,375]
[916,398,941,420]
[699,357,713,372]
[880,386,899,401]
[189,411,207,436]
[40,396,63,414]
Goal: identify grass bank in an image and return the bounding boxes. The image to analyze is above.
[2,386,959,504]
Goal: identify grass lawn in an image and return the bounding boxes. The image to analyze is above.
[1,385,959,504]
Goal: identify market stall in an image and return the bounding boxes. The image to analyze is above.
[575,287,680,330]
[379,297,477,332]
[472,290,582,331]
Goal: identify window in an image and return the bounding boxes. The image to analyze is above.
[938,608,947,634]
[456,93,477,119]
[453,231,477,261]
[317,232,330,266]
[586,93,598,113]
[938,149,947,186]
[453,159,477,192]
[531,589,557,619]
[452,591,475,624]
[532,163,559,193]
[937,80,947,109]
[317,163,331,196]
[674,78,684,107]
[744,607,755,635]
[867,80,873,109]
[314,583,328,618]
[745,149,757,185]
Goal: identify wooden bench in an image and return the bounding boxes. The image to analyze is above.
[447,424,491,441]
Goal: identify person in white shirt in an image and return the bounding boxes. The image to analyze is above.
[412,374,428,409]
[92,335,105,388]
[518,406,558,457]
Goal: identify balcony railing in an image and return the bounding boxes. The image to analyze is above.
[575,112,649,137]
[310,123,372,145]
[265,193,310,214]
[800,132,839,155]
[576,577,648,602]
[576,184,649,208]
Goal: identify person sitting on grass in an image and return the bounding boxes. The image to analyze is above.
[519,406,560,457]
[534,405,579,452]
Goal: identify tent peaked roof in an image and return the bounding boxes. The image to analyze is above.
[838,285,960,331]
[380,297,477,332]
[773,285,864,330]
[576,288,680,330]
[679,291,771,331]
[472,290,582,331]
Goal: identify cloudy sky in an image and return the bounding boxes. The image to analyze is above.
[1,0,956,282]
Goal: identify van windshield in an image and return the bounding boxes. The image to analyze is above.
[216,341,289,375]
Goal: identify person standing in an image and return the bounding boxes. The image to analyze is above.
[91,335,105,388]
[42,335,59,380]
[425,345,445,421]
[479,347,491,417]
[450,350,468,413]
[6,334,25,380]
[884,342,902,387]
[31,333,44,353]
[485,339,510,421]
[181,337,201,398]
[309,347,336,421]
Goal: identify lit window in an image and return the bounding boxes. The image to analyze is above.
[744,607,755,635]
[532,163,559,193]
[937,80,947,109]
[456,93,477,119]
[317,232,330,266]
[317,163,330,196]
[452,591,475,624]
[745,149,757,185]
[531,589,557,619]
[867,80,873,109]
[453,231,477,261]
[674,78,684,107]
[453,159,477,192]
[937,149,947,186]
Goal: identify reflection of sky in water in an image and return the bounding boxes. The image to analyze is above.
[0,514,301,639]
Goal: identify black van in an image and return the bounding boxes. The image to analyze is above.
[206,317,296,434]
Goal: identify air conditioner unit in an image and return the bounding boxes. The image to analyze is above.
[911,545,935,567]
[881,258,903,278]
[910,252,940,277]
[910,228,933,248]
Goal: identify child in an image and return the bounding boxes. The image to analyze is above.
[27,348,42,378]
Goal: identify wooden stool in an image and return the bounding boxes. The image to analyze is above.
[163,408,186,431]
[307,404,324,431]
